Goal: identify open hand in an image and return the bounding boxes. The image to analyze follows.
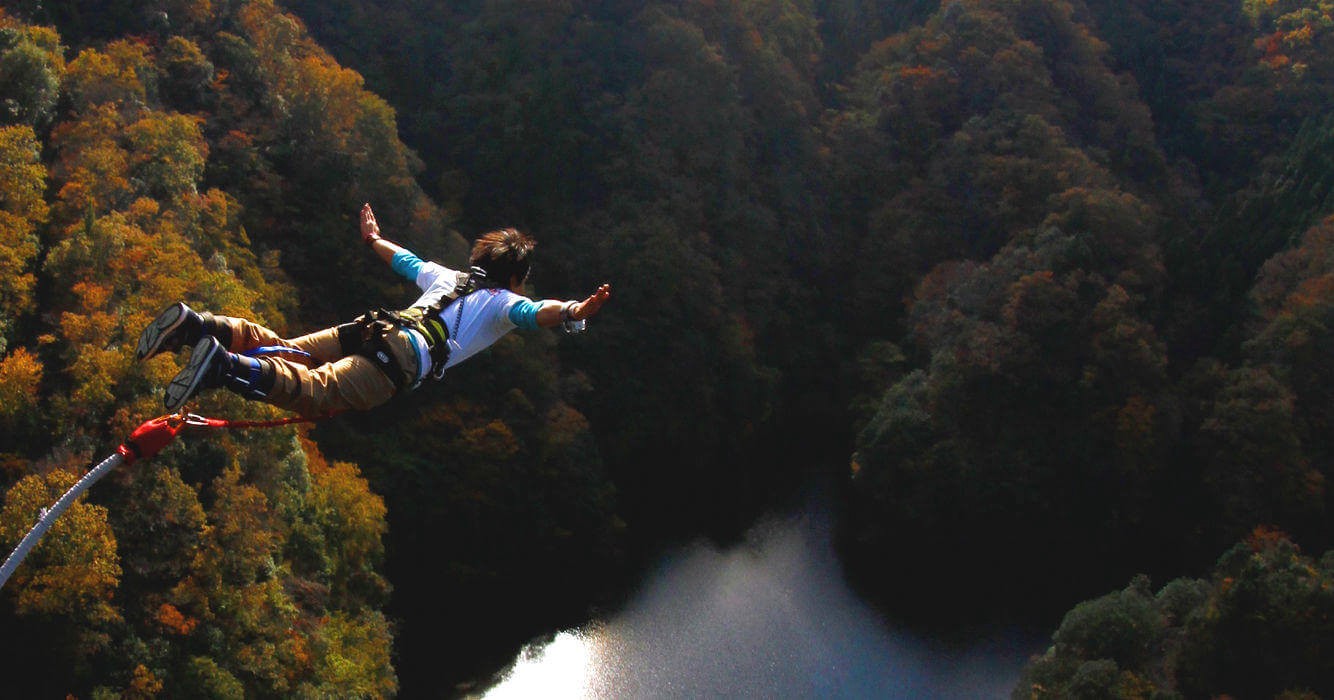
[360,203,382,244]
[572,283,612,320]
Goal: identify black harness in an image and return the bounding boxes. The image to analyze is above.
[338,268,488,391]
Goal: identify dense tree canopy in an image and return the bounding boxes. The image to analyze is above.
[3,0,1334,694]
[0,3,614,695]
[1017,530,1334,698]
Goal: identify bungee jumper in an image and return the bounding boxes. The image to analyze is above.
[5,204,609,591]
[138,203,612,414]
[7,207,611,588]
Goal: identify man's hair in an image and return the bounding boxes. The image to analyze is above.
[470,227,536,288]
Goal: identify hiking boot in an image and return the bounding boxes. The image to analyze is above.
[164,336,226,411]
[163,337,276,411]
[137,302,203,360]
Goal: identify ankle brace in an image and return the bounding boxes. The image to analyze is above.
[222,354,276,399]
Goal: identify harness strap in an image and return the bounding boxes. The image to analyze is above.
[339,268,486,387]
[349,310,413,392]
[390,306,451,373]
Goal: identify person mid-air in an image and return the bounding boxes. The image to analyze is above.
[138,204,612,415]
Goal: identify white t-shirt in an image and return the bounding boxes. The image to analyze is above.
[409,261,532,370]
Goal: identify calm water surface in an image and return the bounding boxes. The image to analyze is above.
[482,494,1040,699]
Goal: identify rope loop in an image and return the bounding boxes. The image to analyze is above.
[181,411,335,430]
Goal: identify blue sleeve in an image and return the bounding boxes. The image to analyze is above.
[390,250,425,282]
[507,298,545,331]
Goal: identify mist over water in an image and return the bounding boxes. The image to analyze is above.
[483,491,1039,699]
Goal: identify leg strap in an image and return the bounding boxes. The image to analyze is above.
[336,313,410,393]
[221,354,276,399]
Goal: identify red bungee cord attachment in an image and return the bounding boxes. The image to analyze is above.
[116,413,190,465]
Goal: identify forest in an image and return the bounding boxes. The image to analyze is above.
[0,0,1331,696]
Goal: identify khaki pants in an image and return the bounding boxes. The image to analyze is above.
[214,316,420,416]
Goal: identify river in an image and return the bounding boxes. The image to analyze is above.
[478,490,1041,698]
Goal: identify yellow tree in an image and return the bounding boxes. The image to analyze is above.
[124,111,209,200]
[306,611,397,699]
[304,442,389,607]
[0,124,47,349]
[47,104,132,221]
[62,39,154,114]
[168,465,302,694]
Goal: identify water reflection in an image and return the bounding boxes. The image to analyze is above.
[483,496,1036,699]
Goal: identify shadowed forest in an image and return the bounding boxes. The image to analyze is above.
[0,0,1331,697]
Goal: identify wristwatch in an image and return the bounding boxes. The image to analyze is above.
[560,302,587,334]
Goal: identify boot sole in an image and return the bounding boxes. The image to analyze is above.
[165,338,222,411]
[137,302,188,360]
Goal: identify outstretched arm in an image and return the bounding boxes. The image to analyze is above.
[361,202,407,265]
[360,203,419,278]
[534,284,612,329]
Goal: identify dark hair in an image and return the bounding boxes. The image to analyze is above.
[470,228,535,288]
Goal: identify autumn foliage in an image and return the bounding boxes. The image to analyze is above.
[0,5,404,696]
[3,0,1334,695]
